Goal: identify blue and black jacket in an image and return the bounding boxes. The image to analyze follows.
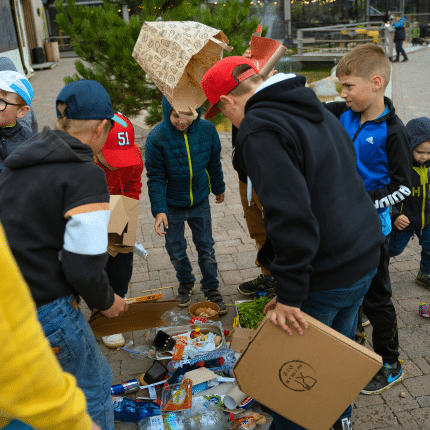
[394,17,407,41]
[145,97,225,217]
[325,97,412,215]
[391,141,430,233]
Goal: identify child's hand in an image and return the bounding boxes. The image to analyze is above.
[215,193,225,203]
[394,214,410,230]
[154,213,168,235]
[242,48,251,59]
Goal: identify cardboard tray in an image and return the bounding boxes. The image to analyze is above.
[88,300,179,336]
[233,314,382,430]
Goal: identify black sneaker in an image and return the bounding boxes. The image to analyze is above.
[392,58,399,62]
[416,271,430,290]
[176,282,195,307]
[362,314,370,327]
[331,418,352,430]
[361,360,404,395]
[402,58,409,62]
[204,289,227,315]
[238,274,276,295]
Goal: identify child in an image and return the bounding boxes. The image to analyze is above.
[94,111,144,348]
[389,117,430,288]
[0,79,128,430]
[393,13,409,62]
[411,21,421,46]
[325,43,413,395]
[145,97,226,313]
[202,56,384,430]
[0,70,34,172]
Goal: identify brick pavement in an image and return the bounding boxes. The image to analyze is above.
[28,48,430,429]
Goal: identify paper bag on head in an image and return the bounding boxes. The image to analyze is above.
[249,36,287,78]
[108,195,139,247]
[132,21,232,119]
[88,300,179,336]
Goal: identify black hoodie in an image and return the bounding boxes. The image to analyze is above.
[236,75,385,307]
[0,127,115,310]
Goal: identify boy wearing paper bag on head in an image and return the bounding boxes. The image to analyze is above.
[145,97,226,313]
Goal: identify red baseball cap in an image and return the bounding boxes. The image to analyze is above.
[202,56,259,119]
[102,112,142,168]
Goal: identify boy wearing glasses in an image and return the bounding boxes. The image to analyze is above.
[0,70,33,173]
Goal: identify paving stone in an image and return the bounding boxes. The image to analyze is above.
[400,327,430,358]
[404,360,424,379]
[404,375,430,397]
[395,410,421,429]
[353,394,385,408]
[381,383,420,411]
[410,407,430,429]
[351,404,397,430]
[232,250,260,269]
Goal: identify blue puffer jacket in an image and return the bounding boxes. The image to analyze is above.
[145,97,225,217]
[394,17,406,41]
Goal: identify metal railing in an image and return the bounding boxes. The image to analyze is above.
[296,21,394,58]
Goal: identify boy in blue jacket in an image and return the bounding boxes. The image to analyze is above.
[393,14,408,62]
[389,117,430,287]
[145,97,226,312]
[325,43,412,396]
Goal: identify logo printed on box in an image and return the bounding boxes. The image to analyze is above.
[280,361,317,392]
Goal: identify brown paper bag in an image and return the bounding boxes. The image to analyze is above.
[132,21,232,118]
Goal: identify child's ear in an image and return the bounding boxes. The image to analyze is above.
[16,105,30,119]
[96,119,108,135]
[219,94,235,109]
[371,75,383,92]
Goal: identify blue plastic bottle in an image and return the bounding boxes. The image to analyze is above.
[112,396,160,422]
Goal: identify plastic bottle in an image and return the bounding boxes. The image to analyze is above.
[112,396,160,422]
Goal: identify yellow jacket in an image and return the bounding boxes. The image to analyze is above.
[0,223,91,430]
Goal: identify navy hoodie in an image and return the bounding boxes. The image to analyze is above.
[236,75,384,307]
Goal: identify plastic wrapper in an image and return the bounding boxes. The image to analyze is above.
[160,379,193,413]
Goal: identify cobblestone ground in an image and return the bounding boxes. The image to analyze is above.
[29,47,430,429]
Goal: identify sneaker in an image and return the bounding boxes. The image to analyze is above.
[419,302,430,318]
[331,418,352,430]
[361,360,404,395]
[204,289,227,314]
[416,271,430,290]
[176,282,195,307]
[402,58,409,62]
[102,333,125,349]
[362,314,370,327]
[238,274,276,295]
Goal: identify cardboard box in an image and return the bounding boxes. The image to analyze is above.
[230,327,257,354]
[88,300,179,336]
[108,195,139,246]
[233,314,382,430]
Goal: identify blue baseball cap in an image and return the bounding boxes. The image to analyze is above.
[56,80,127,127]
[0,70,33,105]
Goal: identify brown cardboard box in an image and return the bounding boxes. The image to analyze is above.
[108,195,139,246]
[233,314,382,430]
[230,327,257,354]
[88,300,179,336]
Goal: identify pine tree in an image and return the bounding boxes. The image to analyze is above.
[55,0,263,125]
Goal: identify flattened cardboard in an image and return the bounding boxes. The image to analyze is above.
[108,195,139,246]
[88,300,179,336]
[233,314,382,430]
[230,327,257,354]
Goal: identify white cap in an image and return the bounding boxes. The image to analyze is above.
[0,70,33,105]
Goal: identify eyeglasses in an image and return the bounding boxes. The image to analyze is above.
[0,99,23,112]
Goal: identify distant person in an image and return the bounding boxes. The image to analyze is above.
[0,57,38,134]
[411,21,422,46]
[388,118,430,288]
[202,56,384,430]
[145,97,227,313]
[325,44,412,395]
[393,13,409,62]
[94,111,144,349]
[0,222,100,430]
[0,70,34,173]
[383,10,392,25]
[0,79,128,430]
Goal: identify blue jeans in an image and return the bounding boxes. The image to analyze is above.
[37,295,114,430]
[165,199,219,291]
[269,269,377,430]
[2,421,33,430]
[388,228,430,274]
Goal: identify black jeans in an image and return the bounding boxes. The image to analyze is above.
[106,252,134,298]
[358,238,399,364]
[395,39,408,60]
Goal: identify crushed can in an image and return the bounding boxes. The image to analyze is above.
[110,378,140,396]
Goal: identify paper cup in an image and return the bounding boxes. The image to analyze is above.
[224,385,248,410]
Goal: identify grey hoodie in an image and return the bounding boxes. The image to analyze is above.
[0,57,38,173]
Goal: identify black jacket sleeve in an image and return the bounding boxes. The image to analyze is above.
[61,250,115,310]
[240,130,320,307]
[323,101,347,119]
[370,126,412,209]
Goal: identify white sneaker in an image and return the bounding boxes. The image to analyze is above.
[102,333,125,348]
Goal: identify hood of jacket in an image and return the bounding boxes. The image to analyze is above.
[161,96,202,136]
[4,126,94,170]
[0,57,18,72]
[245,75,325,127]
